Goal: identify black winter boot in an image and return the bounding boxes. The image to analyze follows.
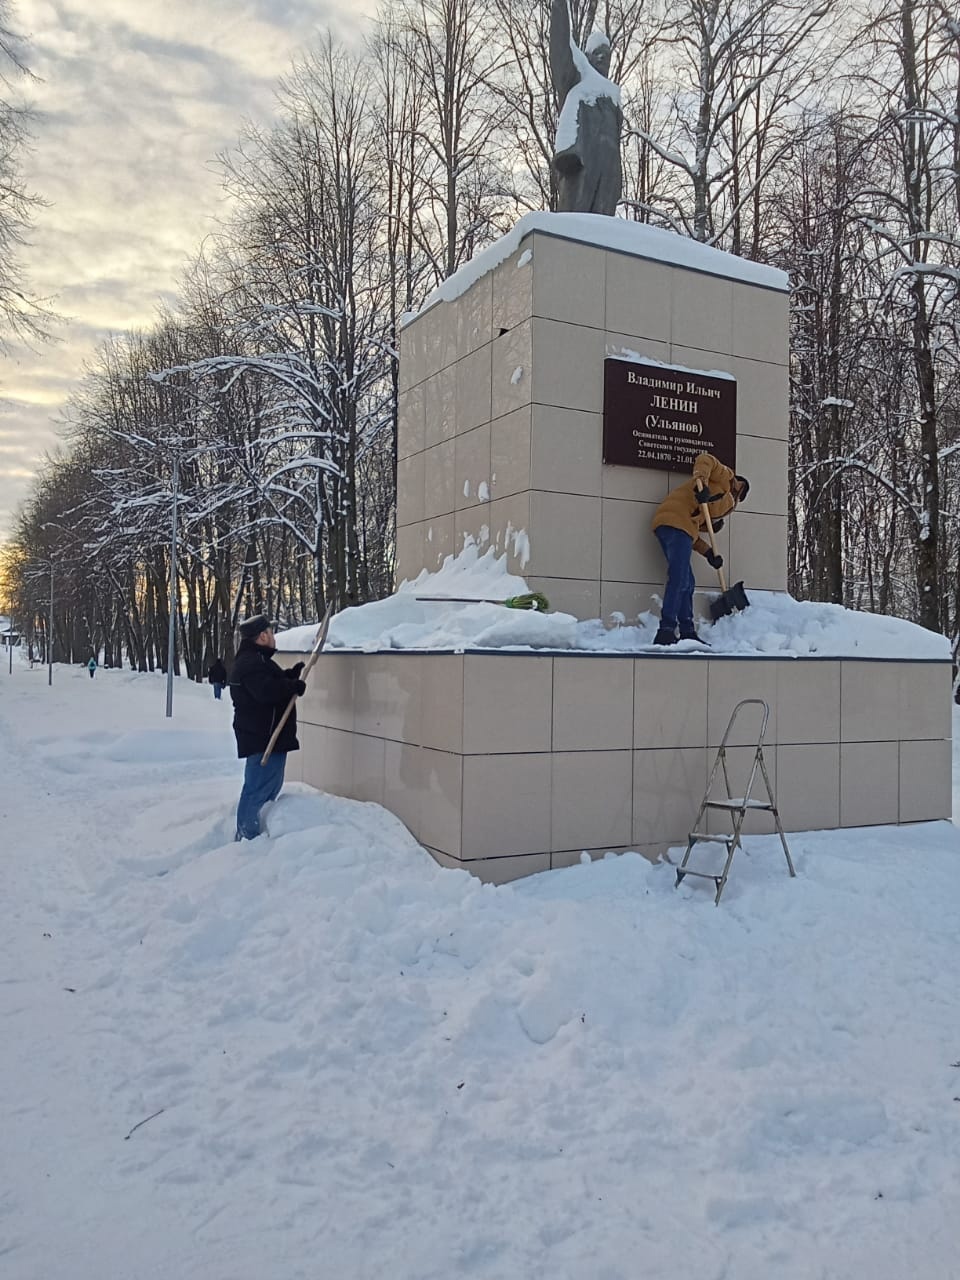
[679,625,708,644]
[653,626,678,646]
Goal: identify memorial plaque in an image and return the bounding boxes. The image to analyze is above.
[603,358,737,473]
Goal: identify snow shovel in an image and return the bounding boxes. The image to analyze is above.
[699,497,749,622]
[260,600,335,766]
[415,592,550,612]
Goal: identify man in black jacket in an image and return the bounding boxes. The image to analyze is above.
[207,656,228,700]
[229,615,306,841]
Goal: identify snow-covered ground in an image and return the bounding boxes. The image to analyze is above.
[1,659,959,1279]
[277,545,951,659]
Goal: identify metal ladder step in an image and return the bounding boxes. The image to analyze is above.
[704,799,773,811]
[675,867,722,883]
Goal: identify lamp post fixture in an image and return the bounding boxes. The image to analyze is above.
[48,559,54,687]
[165,448,180,719]
[38,523,70,688]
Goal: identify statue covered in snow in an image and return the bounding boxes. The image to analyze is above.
[549,0,623,216]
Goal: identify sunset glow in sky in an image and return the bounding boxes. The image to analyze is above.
[1,0,365,531]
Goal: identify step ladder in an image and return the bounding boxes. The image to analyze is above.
[675,698,795,905]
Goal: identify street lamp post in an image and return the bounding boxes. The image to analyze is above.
[48,559,54,687]
[165,449,180,718]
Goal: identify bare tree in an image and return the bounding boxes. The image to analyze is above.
[630,0,836,245]
[395,0,509,279]
[843,0,960,631]
[0,2,51,346]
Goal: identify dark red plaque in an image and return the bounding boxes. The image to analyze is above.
[603,358,737,473]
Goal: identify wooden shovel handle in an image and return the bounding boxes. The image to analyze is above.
[260,601,334,766]
[698,493,729,594]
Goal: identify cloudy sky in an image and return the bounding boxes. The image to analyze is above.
[0,0,367,531]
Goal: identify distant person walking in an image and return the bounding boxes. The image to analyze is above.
[207,657,228,700]
[87,656,97,679]
[229,616,306,842]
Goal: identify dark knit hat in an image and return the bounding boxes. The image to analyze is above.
[238,614,275,639]
[734,475,750,501]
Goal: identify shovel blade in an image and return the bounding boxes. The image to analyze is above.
[709,580,750,622]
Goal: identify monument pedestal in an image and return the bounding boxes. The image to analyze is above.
[283,215,952,883]
[396,212,790,620]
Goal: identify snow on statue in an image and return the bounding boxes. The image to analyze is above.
[550,0,623,215]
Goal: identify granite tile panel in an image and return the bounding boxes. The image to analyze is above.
[633,746,708,845]
[601,498,664,585]
[422,513,455,570]
[776,660,841,745]
[553,656,634,751]
[353,653,422,745]
[383,740,424,839]
[455,423,492,511]
[461,753,552,859]
[551,750,633,849]
[463,653,553,754]
[635,657,709,749]
[491,319,533,419]
[671,271,733,355]
[732,281,789,365]
[775,742,840,831]
[397,385,426,459]
[728,511,788,592]
[604,254,672,343]
[352,733,386,805]
[532,235,606,328]
[706,660,777,748]
[423,439,456,520]
[530,405,602,496]
[419,747,463,858]
[491,247,534,334]
[531,318,604,413]
[420,654,464,753]
[456,344,493,435]
[457,270,493,356]
[899,738,953,823]
[490,406,531,500]
[526,491,601,580]
[397,450,425,526]
[423,364,457,449]
[840,741,899,827]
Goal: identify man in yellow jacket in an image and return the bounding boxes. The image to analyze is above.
[650,453,749,645]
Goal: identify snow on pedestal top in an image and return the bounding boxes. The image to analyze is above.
[275,544,950,660]
[399,212,788,327]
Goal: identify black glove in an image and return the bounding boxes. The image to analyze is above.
[288,661,305,678]
[695,487,722,504]
[705,550,723,570]
[711,517,724,533]
[295,679,307,696]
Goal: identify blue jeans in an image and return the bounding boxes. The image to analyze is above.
[213,683,223,699]
[236,751,286,840]
[655,526,696,632]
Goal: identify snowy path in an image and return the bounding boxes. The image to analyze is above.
[2,665,959,1279]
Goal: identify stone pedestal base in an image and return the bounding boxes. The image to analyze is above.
[283,649,953,884]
